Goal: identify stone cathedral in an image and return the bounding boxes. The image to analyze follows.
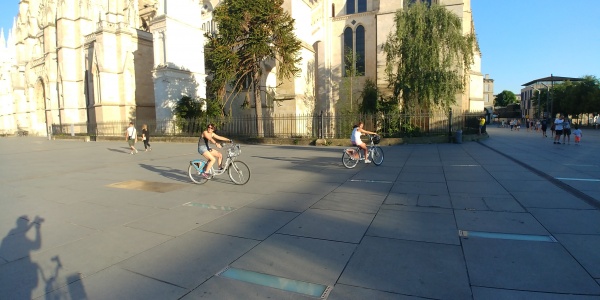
[0,0,482,136]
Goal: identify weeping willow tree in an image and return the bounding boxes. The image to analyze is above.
[206,0,302,137]
[383,2,476,113]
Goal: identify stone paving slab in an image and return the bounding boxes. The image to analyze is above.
[118,230,258,289]
[462,238,600,294]
[338,236,471,299]
[231,233,356,286]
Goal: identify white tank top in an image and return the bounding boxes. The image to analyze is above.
[351,127,362,144]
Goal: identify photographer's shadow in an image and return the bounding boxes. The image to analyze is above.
[0,215,44,299]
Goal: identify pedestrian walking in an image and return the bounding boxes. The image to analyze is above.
[572,125,583,145]
[541,118,548,137]
[553,114,564,144]
[562,117,571,145]
[125,122,138,154]
[141,124,152,151]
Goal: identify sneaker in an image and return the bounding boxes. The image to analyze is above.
[135,149,138,154]
[201,172,211,179]
[130,151,134,155]
[364,159,371,164]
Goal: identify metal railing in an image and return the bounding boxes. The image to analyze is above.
[50,111,483,139]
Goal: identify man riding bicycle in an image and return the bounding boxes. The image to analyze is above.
[198,123,232,178]
[351,121,378,163]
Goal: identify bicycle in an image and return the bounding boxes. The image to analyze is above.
[188,142,251,185]
[342,134,384,168]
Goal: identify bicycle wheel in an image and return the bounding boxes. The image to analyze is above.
[372,147,384,166]
[342,149,359,169]
[188,160,209,184]
[228,161,251,185]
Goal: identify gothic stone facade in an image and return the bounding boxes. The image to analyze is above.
[0,0,482,136]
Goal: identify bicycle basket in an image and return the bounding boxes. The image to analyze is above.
[229,144,241,157]
[372,135,381,144]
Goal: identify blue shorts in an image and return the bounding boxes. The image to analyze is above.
[198,145,209,154]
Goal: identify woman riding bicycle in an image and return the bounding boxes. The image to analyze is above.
[198,123,231,178]
[351,121,377,163]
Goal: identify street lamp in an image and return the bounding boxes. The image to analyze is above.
[529,86,540,119]
[540,83,549,119]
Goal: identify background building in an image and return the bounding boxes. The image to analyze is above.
[521,75,582,119]
[0,0,482,136]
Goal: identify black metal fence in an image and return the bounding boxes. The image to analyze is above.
[51,111,484,139]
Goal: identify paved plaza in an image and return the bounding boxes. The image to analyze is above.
[1,126,600,299]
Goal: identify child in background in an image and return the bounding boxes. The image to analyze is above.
[572,125,582,145]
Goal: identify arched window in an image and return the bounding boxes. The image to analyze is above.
[343,28,353,76]
[355,26,365,74]
[343,26,365,77]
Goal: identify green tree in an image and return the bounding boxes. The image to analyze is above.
[494,90,517,107]
[206,0,302,137]
[383,2,475,113]
[359,78,379,114]
[339,47,363,113]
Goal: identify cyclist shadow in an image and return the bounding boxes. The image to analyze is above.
[139,163,190,183]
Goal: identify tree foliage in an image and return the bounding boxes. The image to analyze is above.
[494,90,518,107]
[206,0,302,137]
[550,76,600,117]
[383,2,475,113]
[359,78,379,114]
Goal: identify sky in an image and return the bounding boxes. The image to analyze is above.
[1,0,599,95]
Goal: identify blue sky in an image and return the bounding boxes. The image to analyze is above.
[1,1,599,95]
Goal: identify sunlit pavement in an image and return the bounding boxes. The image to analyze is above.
[0,128,599,299]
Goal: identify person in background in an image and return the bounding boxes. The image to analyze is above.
[541,118,548,137]
[478,116,485,135]
[141,124,152,151]
[572,124,582,145]
[125,122,138,154]
[562,117,571,145]
[553,114,564,144]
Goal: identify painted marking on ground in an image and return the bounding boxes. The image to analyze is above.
[449,165,480,167]
[349,179,393,184]
[107,180,187,193]
[555,177,600,182]
[182,202,235,211]
[458,230,557,242]
[217,266,332,298]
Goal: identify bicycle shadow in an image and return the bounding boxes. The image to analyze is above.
[139,163,190,183]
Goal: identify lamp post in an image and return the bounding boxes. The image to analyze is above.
[530,86,540,119]
[540,83,549,119]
